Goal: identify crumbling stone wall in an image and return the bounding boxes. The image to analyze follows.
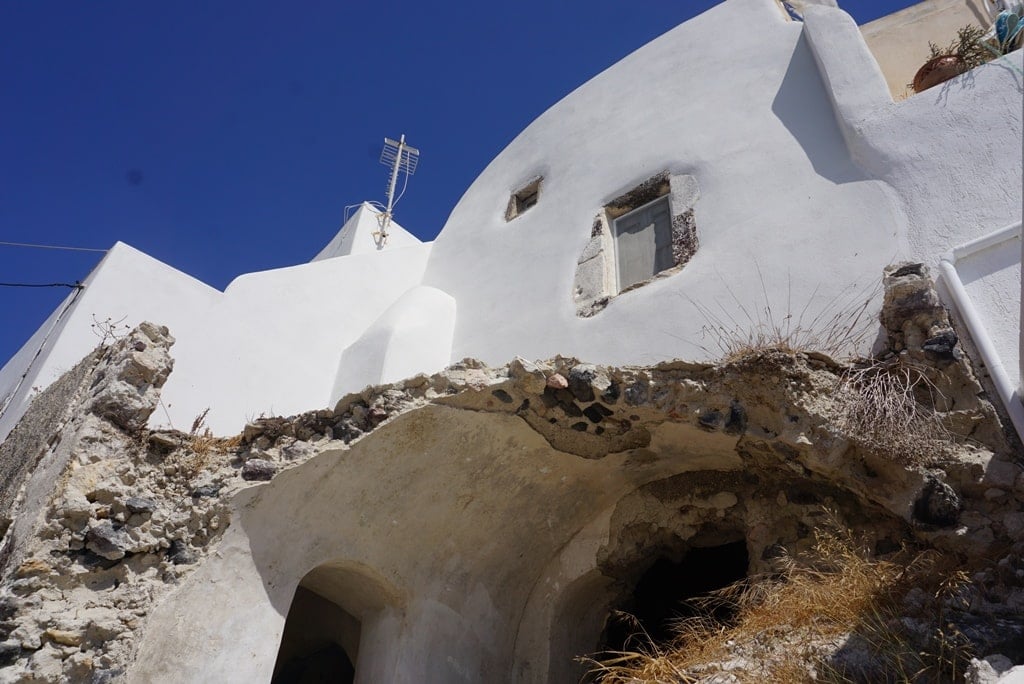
[0,323,235,682]
[0,348,101,547]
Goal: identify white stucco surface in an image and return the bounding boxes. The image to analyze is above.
[332,285,456,401]
[802,4,1023,261]
[183,242,432,431]
[0,240,432,438]
[0,244,222,440]
[419,0,903,367]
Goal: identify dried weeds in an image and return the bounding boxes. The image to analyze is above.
[834,357,955,466]
[580,519,971,683]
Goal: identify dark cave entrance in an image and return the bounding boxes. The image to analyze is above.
[600,540,750,652]
[272,586,360,684]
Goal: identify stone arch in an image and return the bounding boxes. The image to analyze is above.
[515,475,753,682]
[272,560,404,684]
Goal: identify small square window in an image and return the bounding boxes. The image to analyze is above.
[506,178,542,221]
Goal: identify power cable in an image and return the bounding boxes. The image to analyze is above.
[0,240,107,253]
[0,282,83,289]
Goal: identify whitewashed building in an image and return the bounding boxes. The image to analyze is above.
[2,0,1020,441]
[0,1,1022,682]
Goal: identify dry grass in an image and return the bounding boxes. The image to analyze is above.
[686,270,879,364]
[173,408,242,477]
[580,521,971,683]
[835,358,954,465]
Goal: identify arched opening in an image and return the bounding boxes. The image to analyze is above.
[271,561,403,684]
[272,586,360,684]
[600,540,750,653]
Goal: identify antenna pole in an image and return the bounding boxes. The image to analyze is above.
[374,133,420,248]
[383,134,406,225]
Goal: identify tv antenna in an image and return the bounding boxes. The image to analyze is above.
[374,134,420,247]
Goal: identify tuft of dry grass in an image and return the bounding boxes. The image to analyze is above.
[580,520,971,683]
[685,270,879,364]
[174,408,242,477]
[834,358,954,465]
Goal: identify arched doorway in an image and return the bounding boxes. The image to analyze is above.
[271,561,403,684]
[272,586,360,683]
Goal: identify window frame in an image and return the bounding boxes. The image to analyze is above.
[505,177,543,222]
[610,194,674,294]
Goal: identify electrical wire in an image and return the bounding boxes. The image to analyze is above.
[0,280,82,288]
[0,240,107,253]
[391,168,412,210]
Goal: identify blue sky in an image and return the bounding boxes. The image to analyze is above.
[1,1,917,366]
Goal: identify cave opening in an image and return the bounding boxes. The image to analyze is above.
[601,540,750,652]
[272,586,360,684]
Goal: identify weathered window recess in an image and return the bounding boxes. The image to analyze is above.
[573,172,700,317]
[505,177,542,221]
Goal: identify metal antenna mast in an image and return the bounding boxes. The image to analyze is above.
[375,134,420,247]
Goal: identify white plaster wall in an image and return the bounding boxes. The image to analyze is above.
[419,0,904,368]
[332,285,456,400]
[183,242,431,432]
[803,5,1023,262]
[868,53,1023,262]
[0,244,222,441]
[3,0,1019,440]
[0,240,433,439]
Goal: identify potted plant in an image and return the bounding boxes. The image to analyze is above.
[912,25,994,93]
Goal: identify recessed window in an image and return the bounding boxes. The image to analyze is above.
[506,178,542,221]
[572,172,700,317]
[612,195,674,292]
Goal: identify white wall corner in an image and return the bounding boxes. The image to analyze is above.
[801,5,892,145]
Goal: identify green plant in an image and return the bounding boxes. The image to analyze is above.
[927,24,993,70]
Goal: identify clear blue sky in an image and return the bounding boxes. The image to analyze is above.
[1,1,916,367]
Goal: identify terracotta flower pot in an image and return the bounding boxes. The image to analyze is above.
[913,55,967,92]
